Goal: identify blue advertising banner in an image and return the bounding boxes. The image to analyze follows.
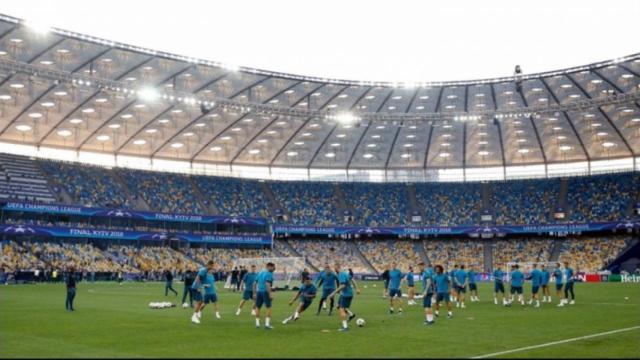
[0,223,272,245]
[273,220,640,236]
[1,202,267,226]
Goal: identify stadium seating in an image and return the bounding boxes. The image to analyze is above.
[0,153,56,203]
[121,170,202,214]
[415,182,481,226]
[340,182,409,226]
[492,179,559,225]
[40,160,130,208]
[424,239,484,269]
[356,240,420,273]
[270,181,337,225]
[492,239,554,268]
[287,239,370,273]
[194,176,271,218]
[557,236,632,273]
[567,173,639,222]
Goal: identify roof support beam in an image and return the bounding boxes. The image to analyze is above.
[539,77,591,162]
[590,69,624,94]
[422,124,434,169]
[383,121,403,169]
[564,74,635,156]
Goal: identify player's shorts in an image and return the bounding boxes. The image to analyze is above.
[542,283,549,289]
[389,288,402,298]
[456,285,466,293]
[469,283,477,291]
[383,280,389,289]
[338,295,353,309]
[423,293,433,308]
[300,299,313,311]
[564,282,574,291]
[193,290,203,302]
[203,293,217,304]
[531,286,539,294]
[242,290,253,301]
[436,292,450,303]
[255,291,272,309]
[494,282,505,293]
[322,288,335,299]
[555,283,563,291]
[510,286,523,295]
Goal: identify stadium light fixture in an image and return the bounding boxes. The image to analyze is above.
[138,87,160,102]
[24,20,51,34]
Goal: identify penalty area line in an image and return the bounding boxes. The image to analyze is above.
[471,325,640,359]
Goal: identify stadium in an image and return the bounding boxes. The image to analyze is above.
[0,1,639,358]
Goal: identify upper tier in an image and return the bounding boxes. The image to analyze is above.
[0,13,638,179]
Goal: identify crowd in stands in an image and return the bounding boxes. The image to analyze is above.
[122,170,202,214]
[415,183,481,226]
[557,236,632,273]
[341,182,408,226]
[271,181,337,225]
[1,236,635,282]
[40,161,130,208]
[424,239,484,270]
[492,179,558,225]
[2,155,638,228]
[492,239,554,268]
[356,240,420,273]
[567,173,639,222]
[287,239,370,273]
[194,176,271,219]
[186,247,276,270]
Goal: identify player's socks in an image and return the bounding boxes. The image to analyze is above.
[426,314,434,322]
[348,313,356,322]
[236,308,241,316]
[342,320,348,329]
[447,311,452,318]
[294,311,300,320]
[461,303,466,309]
[434,310,439,317]
[494,297,498,305]
[265,317,271,327]
[455,302,460,308]
[389,307,394,314]
[215,312,221,319]
[255,318,260,327]
[251,308,256,316]
[191,314,200,324]
[535,300,540,307]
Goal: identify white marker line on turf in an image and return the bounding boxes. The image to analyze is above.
[471,325,640,359]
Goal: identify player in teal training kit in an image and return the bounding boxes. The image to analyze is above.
[493,267,506,305]
[433,265,453,319]
[508,264,525,306]
[254,262,275,329]
[199,271,221,319]
[283,276,317,324]
[315,264,339,315]
[541,264,552,303]
[236,264,257,316]
[468,267,479,302]
[329,262,360,332]
[420,263,436,325]
[528,263,542,308]
[453,265,468,308]
[406,266,416,306]
[191,260,215,324]
[388,263,404,314]
[559,262,575,306]
[552,263,564,305]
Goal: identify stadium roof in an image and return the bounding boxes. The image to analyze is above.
[0,14,638,180]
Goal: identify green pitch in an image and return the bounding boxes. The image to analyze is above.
[1,281,639,358]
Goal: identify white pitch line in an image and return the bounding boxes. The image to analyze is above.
[471,325,640,359]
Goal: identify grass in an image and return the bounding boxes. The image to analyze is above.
[1,281,639,358]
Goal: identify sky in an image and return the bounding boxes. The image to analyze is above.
[2,0,639,83]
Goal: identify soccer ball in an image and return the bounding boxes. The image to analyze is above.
[356,318,366,327]
[182,302,189,308]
